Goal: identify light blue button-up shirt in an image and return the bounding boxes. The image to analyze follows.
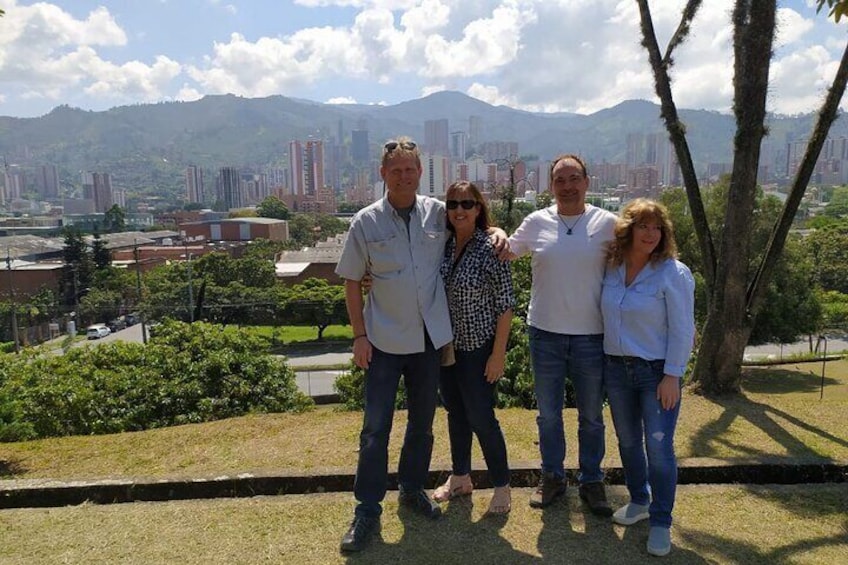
[600,258,696,377]
[335,194,452,354]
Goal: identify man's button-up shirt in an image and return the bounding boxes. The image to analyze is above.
[336,195,452,354]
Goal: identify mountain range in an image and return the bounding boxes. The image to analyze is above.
[0,91,842,203]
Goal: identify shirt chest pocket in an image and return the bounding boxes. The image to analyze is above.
[632,283,663,300]
[367,236,403,275]
[418,229,445,265]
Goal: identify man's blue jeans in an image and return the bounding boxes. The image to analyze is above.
[353,338,440,519]
[604,356,681,528]
[439,338,510,488]
[528,327,606,483]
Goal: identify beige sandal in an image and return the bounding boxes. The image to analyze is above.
[433,474,473,502]
[487,485,512,515]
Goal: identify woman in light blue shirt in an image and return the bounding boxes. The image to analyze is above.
[600,198,695,558]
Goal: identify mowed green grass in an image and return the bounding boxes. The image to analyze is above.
[0,360,845,480]
[0,485,845,564]
[0,360,846,564]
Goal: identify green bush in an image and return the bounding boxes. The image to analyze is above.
[334,361,407,411]
[333,318,576,411]
[0,320,313,441]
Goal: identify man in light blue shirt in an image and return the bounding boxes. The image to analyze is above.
[335,137,450,552]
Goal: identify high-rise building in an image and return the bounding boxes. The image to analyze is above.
[37,165,60,199]
[82,171,114,212]
[420,153,451,197]
[112,188,127,209]
[218,167,242,210]
[3,166,25,203]
[626,133,645,169]
[288,139,325,196]
[468,115,483,148]
[186,165,204,204]
[479,141,519,163]
[425,119,450,156]
[450,131,467,161]
[351,130,370,165]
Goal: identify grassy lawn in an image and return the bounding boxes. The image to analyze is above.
[1,359,846,481]
[0,485,845,564]
[0,360,846,564]
[242,324,353,344]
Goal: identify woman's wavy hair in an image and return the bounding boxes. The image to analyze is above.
[445,180,491,233]
[607,198,678,266]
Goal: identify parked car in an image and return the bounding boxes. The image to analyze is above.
[125,312,140,326]
[107,317,127,332]
[86,324,111,340]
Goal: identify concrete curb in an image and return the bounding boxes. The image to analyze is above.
[1,460,844,510]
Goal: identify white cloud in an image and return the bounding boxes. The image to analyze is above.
[326,96,358,104]
[176,84,203,102]
[187,29,368,96]
[84,55,182,100]
[0,1,181,108]
[1,0,846,117]
[422,2,536,78]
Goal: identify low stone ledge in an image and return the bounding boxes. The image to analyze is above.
[1,461,844,510]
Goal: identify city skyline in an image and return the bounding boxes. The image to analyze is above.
[0,1,843,119]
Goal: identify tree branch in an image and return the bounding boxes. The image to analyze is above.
[636,0,716,288]
[663,0,704,66]
[748,39,848,316]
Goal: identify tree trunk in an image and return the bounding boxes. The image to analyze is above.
[693,287,753,394]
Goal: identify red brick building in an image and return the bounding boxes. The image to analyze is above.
[179,217,289,242]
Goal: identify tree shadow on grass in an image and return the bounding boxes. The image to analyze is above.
[741,366,840,395]
[344,495,538,564]
[687,392,848,464]
[535,494,709,565]
[678,489,848,565]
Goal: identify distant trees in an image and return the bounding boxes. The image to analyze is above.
[59,227,95,310]
[637,1,848,394]
[278,279,347,340]
[103,205,126,232]
[257,195,290,220]
[823,186,848,217]
[287,213,347,248]
[801,218,848,294]
[660,184,822,347]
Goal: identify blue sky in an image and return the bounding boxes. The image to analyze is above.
[0,0,843,118]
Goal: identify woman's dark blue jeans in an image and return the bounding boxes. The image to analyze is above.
[439,338,510,488]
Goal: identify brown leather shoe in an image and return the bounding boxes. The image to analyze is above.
[579,482,613,517]
[529,472,566,508]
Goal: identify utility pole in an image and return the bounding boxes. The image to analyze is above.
[185,246,194,322]
[134,239,147,344]
[5,249,19,354]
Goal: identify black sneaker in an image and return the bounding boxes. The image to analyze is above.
[529,472,566,508]
[339,515,380,552]
[398,488,442,519]
[579,482,613,517]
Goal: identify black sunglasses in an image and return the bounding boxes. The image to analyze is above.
[384,140,417,152]
[446,199,478,210]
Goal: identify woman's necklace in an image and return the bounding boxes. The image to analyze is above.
[558,211,586,235]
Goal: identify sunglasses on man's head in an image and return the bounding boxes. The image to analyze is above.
[384,140,417,152]
[446,199,478,210]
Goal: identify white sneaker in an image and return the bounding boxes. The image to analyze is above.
[612,502,650,525]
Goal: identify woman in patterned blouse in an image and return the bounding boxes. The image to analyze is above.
[433,180,516,514]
